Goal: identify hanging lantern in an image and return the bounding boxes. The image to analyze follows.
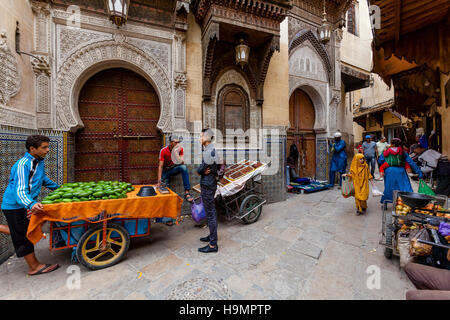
[105,0,130,28]
[235,38,250,69]
[318,0,332,44]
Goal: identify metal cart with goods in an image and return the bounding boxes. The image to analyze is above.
[380,190,450,259]
[192,160,268,224]
[28,185,183,270]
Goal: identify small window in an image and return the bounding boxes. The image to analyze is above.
[346,3,359,36]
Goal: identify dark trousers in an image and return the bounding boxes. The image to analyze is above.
[2,209,34,258]
[201,184,218,246]
[436,175,450,196]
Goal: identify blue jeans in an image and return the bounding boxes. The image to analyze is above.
[157,165,191,224]
[161,165,191,191]
[365,156,376,177]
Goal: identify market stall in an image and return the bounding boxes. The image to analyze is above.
[27,183,182,270]
[380,191,450,268]
[192,159,267,224]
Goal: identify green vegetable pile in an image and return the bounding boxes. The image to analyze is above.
[41,181,135,204]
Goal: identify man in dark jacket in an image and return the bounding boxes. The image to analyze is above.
[197,128,221,253]
[1,135,60,275]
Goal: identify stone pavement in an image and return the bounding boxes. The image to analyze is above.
[0,179,416,300]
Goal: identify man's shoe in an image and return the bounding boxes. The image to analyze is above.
[200,236,210,242]
[198,245,218,253]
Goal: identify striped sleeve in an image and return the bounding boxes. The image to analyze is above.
[15,158,35,209]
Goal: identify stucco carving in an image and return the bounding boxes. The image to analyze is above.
[52,9,174,41]
[0,105,35,129]
[31,0,51,53]
[57,25,112,71]
[206,68,261,130]
[55,40,172,133]
[0,32,21,105]
[127,38,171,75]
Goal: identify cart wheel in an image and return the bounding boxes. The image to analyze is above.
[76,223,130,270]
[383,207,394,260]
[240,194,263,224]
[384,247,393,259]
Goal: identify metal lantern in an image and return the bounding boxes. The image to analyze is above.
[235,39,250,69]
[105,0,130,28]
[318,0,332,44]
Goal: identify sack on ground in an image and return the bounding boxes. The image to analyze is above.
[397,230,415,268]
[341,175,354,198]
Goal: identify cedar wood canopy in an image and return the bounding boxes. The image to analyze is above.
[369,0,449,116]
[191,0,293,105]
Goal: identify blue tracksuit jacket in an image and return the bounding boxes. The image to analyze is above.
[1,152,60,210]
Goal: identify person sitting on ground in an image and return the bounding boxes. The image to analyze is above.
[378,138,412,177]
[343,153,373,216]
[156,135,193,226]
[1,135,60,276]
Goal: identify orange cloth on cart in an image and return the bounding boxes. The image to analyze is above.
[27,185,183,244]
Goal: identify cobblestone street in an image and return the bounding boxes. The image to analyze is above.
[0,180,416,300]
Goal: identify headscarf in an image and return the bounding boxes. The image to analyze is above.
[349,153,372,200]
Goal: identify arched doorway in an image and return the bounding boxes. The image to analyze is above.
[217,85,250,133]
[75,68,162,184]
[288,89,316,178]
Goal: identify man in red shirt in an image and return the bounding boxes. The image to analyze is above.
[157,135,193,201]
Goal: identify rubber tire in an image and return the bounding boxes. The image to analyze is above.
[240,194,263,224]
[76,223,130,270]
[384,247,393,259]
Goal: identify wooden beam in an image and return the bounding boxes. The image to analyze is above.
[394,0,401,48]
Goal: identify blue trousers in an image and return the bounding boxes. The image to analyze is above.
[162,164,191,191]
[157,165,191,224]
[201,184,218,246]
[329,170,344,186]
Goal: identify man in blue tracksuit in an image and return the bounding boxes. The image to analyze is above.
[1,135,60,275]
[197,128,222,253]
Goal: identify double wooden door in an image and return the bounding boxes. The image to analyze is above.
[75,68,161,184]
[287,89,316,178]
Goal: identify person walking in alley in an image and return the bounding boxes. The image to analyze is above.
[197,128,222,253]
[378,138,423,205]
[329,132,347,188]
[376,136,389,180]
[362,135,378,178]
[343,153,374,215]
[1,135,60,275]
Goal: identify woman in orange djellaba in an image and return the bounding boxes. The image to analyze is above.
[344,153,374,215]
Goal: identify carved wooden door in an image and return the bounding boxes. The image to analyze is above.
[218,85,249,134]
[287,89,316,178]
[75,68,161,184]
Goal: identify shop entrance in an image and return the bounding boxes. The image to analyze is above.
[75,68,162,184]
[287,89,316,178]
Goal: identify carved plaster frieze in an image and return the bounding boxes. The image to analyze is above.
[174,71,187,89]
[55,40,173,133]
[0,32,21,105]
[52,9,174,41]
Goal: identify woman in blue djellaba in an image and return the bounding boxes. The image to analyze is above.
[378,138,423,204]
[329,132,348,187]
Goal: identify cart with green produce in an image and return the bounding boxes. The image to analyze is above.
[27,182,183,270]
